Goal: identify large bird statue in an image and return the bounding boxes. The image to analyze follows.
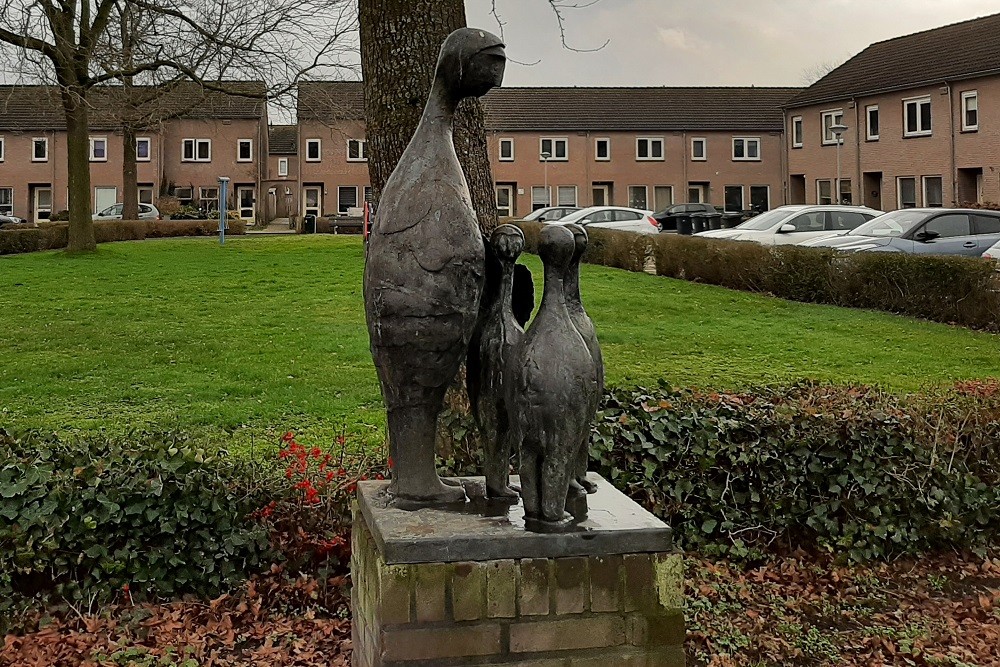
[363,28,506,503]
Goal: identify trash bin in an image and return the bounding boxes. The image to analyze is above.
[676,213,693,235]
[303,214,317,233]
[705,212,723,231]
[690,212,709,234]
[721,212,744,229]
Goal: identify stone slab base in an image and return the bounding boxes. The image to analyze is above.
[351,475,684,666]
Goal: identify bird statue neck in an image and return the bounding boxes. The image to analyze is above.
[539,261,569,319]
[565,259,583,309]
[420,80,460,133]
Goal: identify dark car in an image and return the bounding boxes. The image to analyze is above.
[800,208,1000,257]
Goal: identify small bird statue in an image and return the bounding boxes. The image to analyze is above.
[363,28,506,503]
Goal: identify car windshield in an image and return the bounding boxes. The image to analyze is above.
[851,210,928,237]
[735,208,799,231]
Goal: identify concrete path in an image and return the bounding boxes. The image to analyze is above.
[247,218,296,235]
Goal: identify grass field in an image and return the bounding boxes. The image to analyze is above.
[2,235,997,453]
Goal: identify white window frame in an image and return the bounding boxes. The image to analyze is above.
[557,185,578,207]
[821,109,844,145]
[922,175,944,208]
[594,137,610,161]
[653,185,674,210]
[750,185,771,212]
[32,137,48,162]
[138,186,154,205]
[338,185,359,214]
[0,136,5,162]
[791,116,803,148]
[499,138,514,162]
[531,185,551,210]
[237,139,253,162]
[961,91,978,132]
[89,136,108,162]
[903,96,932,137]
[635,137,664,161]
[182,138,211,163]
[539,137,568,161]
[817,179,833,205]
[277,157,288,177]
[347,139,368,162]
[200,186,220,212]
[724,185,744,213]
[897,176,918,208]
[174,186,193,205]
[732,137,761,161]
[0,187,13,215]
[866,105,879,141]
[628,185,649,210]
[691,137,707,161]
[136,137,151,162]
[305,138,322,162]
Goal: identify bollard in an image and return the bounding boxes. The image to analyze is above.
[218,176,230,245]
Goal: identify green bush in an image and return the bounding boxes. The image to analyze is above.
[0,219,246,255]
[589,382,1000,562]
[584,228,651,272]
[0,430,276,628]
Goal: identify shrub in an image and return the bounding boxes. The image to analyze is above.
[0,226,68,255]
[584,228,651,272]
[588,382,1000,562]
[514,220,543,255]
[0,429,276,628]
[48,210,70,222]
[0,219,246,255]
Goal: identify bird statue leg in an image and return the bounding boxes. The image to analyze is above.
[386,390,466,503]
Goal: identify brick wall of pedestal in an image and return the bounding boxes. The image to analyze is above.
[351,506,685,667]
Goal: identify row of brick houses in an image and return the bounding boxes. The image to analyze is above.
[3,13,1000,223]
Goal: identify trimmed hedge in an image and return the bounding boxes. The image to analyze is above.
[590,382,1000,562]
[0,219,247,255]
[0,429,276,629]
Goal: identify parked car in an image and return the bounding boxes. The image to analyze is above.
[557,206,659,235]
[982,238,1000,260]
[801,208,1000,256]
[0,214,28,226]
[695,205,883,245]
[92,203,161,220]
[522,206,581,222]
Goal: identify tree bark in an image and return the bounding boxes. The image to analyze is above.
[60,82,97,252]
[122,123,139,220]
[359,0,499,235]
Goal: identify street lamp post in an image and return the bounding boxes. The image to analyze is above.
[540,150,552,208]
[830,123,849,204]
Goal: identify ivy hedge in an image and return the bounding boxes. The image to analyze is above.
[0,219,247,255]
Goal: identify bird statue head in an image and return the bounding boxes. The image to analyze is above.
[435,27,506,101]
[538,224,575,272]
[563,223,589,262]
[491,224,525,263]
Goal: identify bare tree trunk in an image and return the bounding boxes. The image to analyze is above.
[359,0,498,235]
[122,123,139,220]
[60,82,97,252]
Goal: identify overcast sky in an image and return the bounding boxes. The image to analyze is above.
[465,0,999,87]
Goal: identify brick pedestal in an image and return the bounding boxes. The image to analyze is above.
[351,475,684,667]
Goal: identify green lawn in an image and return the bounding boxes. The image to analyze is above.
[2,235,997,453]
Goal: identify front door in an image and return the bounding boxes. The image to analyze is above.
[237,186,255,221]
[495,185,514,218]
[94,186,117,214]
[592,184,610,207]
[863,172,882,210]
[303,186,322,218]
[688,184,706,203]
[33,187,53,222]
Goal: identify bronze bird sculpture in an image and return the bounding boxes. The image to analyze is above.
[363,28,506,503]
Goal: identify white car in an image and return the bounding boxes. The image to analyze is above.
[557,206,659,235]
[695,205,883,245]
[92,203,161,220]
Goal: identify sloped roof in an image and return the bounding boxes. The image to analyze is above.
[268,124,298,154]
[296,81,801,132]
[787,12,1000,108]
[0,81,266,131]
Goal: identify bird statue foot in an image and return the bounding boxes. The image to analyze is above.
[486,482,520,499]
[390,477,468,505]
[524,511,576,534]
[578,476,598,495]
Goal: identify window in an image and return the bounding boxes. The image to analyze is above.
[200,187,219,212]
[628,185,648,210]
[0,187,12,215]
[531,186,550,211]
[904,97,932,136]
[962,91,978,131]
[305,139,321,162]
[174,187,193,206]
[364,186,373,204]
[138,186,154,205]
[496,185,513,217]
[786,211,826,232]
[973,214,1000,235]
[791,116,803,148]
[724,185,744,212]
[595,138,610,161]
[499,138,514,161]
[654,186,673,211]
[898,177,918,208]
[636,137,664,161]
[924,214,971,238]
[237,139,253,162]
[828,211,871,231]
[923,176,944,208]
[750,185,770,213]
[182,139,211,162]
[732,137,760,161]
[347,139,368,162]
[839,179,853,205]
[557,185,578,206]
[817,179,833,205]
[278,158,288,177]
[821,110,844,145]
[691,138,706,160]
[539,138,567,161]
[86,136,107,162]
[32,137,48,161]
[136,137,151,161]
[866,106,879,140]
[338,186,358,214]
[0,136,4,162]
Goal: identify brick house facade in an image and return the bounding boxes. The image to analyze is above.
[785,13,1000,211]
[0,82,268,222]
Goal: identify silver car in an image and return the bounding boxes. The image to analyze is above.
[92,203,161,220]
[696,205,882,245]
[557,206,660,235]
